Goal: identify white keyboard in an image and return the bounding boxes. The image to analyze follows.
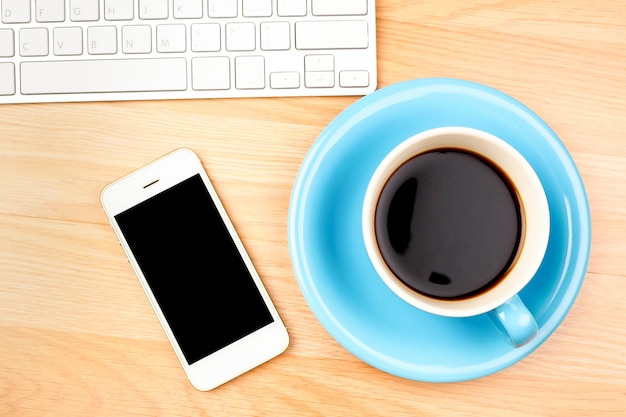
[0,0,377,104]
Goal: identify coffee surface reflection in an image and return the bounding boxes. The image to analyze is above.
[375,150,522,300]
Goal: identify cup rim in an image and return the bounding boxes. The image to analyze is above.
[362,126,550,317]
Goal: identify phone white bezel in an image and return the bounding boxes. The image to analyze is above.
[101,148,289,391]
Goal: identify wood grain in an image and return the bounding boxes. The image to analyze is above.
[1,1,625,415]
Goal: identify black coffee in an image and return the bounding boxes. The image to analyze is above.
[375,149,522,300]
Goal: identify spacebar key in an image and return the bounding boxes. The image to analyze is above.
[21,58,187,95]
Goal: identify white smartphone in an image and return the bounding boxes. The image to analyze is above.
[101,148,289,391]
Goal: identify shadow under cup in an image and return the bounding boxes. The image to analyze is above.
[363,127,550,347]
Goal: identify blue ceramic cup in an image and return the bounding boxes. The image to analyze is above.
[362,127,550,347]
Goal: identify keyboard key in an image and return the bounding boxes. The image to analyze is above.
[70,0,100,22]
[1,0,31,23]
[122,25,152,54]
[235,56,265,89]
[19,28,49,57]
[157,24,186,52]
[295,21,369,50]
[104,0,135,21]
[0,29,15,57]
[243,0,272,17]
[305,71,334,88]
[226,23,255,51]
[192,57,230,90]
[35,0,66,23]
[277,0,306,17]
[270,72,300,89]
[312,0,367,16]
[53,27,83,55]
[339,70,369,87]
[0,63,15,95]
[260,22,290,51]
[191,23,221,52]
[139,0,169,19]
[173,0,203,19]
[88,26,117,54]
[305,54,334,71]
[208,0,238,18]
[21,58,188,94]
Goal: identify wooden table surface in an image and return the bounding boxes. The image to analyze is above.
[1,1,625,415]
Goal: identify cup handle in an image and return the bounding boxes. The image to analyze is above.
[487,295,538,348]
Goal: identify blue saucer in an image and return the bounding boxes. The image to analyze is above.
[288,78,591,382]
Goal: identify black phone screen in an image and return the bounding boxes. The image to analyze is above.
[115,174,274,365]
